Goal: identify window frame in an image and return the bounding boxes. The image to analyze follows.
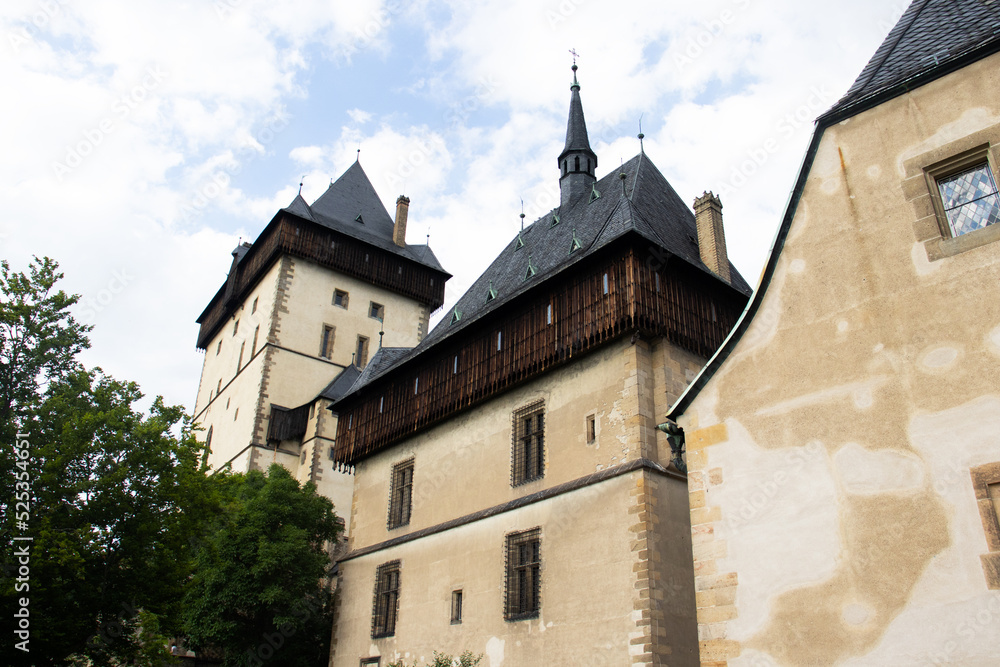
[504,527,541,621]
[334,289,349,309]
[925,145,1000,240]
[511,400,545,487]
[387,458,414,530]
[369,301,385,320]
[320,324,335,359]
[371,560,401,639]
[971,462,1000,589]
[450,589,463,625]
[907,135,1000,261]
[356,335,370,367]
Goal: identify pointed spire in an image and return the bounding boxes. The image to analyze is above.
[558,54,598,209]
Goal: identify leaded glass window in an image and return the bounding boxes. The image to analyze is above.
[937,163,1000,237]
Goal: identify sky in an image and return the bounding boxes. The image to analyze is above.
[0,0,911,413]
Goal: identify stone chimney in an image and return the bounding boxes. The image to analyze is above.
[393,195,410,247]
[693,191,731,284]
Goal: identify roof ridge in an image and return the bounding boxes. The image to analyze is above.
[846,0,931,100]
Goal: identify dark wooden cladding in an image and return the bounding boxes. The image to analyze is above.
[196,215,448,349]
[334,242,747,465]
[267,403,311,442]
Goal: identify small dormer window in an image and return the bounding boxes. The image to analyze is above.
[525,256,537,280]
[355,213,364,223]
[570,229,583,254]
[451,308,463,325]
[551,213,560,226]
[590,185,601,202]
[515,233,525,250]
[486,282,498,302]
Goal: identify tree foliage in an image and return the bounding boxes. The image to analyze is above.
[1,257,342,666]
[182,464,342,667]
[387,651,484,667]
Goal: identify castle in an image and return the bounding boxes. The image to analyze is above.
[192,1,1000,664]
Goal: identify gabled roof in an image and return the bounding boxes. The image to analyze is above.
[318,365,362,402]
[280,161,448,275]
[334,152,751,398]
[671,0,1000,418]
[824,0,1000,120]
[423,153,751,346]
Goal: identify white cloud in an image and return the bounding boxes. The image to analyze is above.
[0,0,905,412]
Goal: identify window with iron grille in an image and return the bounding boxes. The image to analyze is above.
[387,459,414,529]
[371,560,401,638]
[504,528,540,621]
[511,401,545,486]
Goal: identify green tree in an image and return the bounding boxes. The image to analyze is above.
[0,257,223,665]
[3,368,223,665]
[0,256,90,514]
[183,464,342,667]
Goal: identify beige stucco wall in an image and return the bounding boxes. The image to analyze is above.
[335,472,689,667]
[336,333,705,666]
[349,335,704,549]
[678,52,1000,666]
[193,252,434,524]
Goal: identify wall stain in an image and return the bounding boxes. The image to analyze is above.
[705,133,1000,662]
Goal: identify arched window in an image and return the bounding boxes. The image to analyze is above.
[574,156,580,171]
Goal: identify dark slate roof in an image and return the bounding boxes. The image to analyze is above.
[561,73,595,159]
[280,161,448,275]
[318,365,362,402]
[824,0,1000,119]
[335,152,751,397]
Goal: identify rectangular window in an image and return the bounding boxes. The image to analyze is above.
[546,303,552,325]
[360,659,380,667]
[497,331,502,351]
[602,273,609,295]
[387,459,414,529]
[252,325,260,356]
[371,560,401,638]
[587,414,596,443]
[936,162,999,237]
[251,296,258,314]
[370,301,385,320]
[414,377,419,394]
[237,341,245,370]
[453,355,458,374]
[504,528,541,621]
[356,336,370,367]
[216,340,222,356]
[451,590,463,625]
[511,401,545,486]
[217,379,222,394]
[655,272,661,293]
[334,289,349,308]
[233,319,239,336]
[320,325,335,359]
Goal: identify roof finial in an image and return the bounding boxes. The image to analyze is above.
[520,199,526,231]
[620,159,627,196]
[569,48,580,90]
[356,144,361,162]
[426,233,430,246]
[298,176,304,195]
[378,320,385,349]
[638,114,645,153]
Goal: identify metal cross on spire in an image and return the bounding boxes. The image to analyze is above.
[569,48,579,65]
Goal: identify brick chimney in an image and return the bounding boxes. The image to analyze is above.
[693,191,731,284]
[393,195,410,247]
